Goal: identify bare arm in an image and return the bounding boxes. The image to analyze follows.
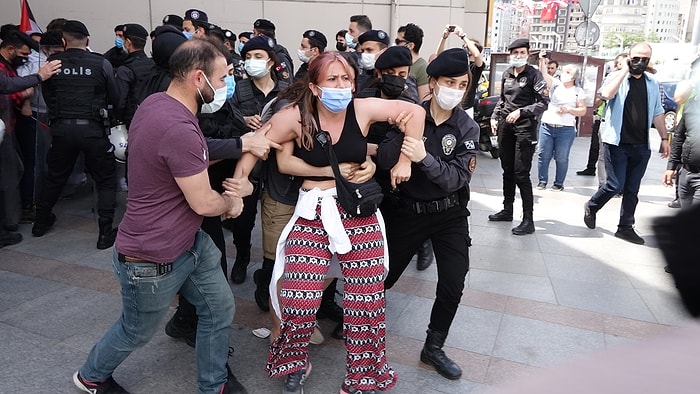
[175,169,241,217]
[454,26,483,68]
[434,25,451,55]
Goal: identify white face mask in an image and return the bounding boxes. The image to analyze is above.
[559,73,573,84]
[360,52,376,70]
[509,56,527,68]
[244,58,270,78]
[345,32,357,49]
[200,76,228,114]
[435,83,465,111]
[297,48,311,64]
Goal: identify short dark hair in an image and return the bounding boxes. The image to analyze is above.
[126,35,146,50]
[336,29,347,39]
[46,18,67,32]
[548,60,559,68]
[0,29,29,49]
[350,15,372,32]
[63,31,88,44]
[169,38,224,82]
[399,23,423,53]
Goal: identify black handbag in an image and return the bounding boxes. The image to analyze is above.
[312,114,383,218]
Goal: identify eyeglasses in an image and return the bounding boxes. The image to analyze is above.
[394,38,408,46]
[630,57,650,63]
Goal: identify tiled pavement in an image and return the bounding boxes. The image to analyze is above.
[0,133,690,394]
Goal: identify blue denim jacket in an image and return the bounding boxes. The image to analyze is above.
[598,71,664,149]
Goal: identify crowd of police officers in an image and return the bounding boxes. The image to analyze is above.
[0,8,551,391]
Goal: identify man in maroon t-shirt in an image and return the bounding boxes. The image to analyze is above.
[73,39,249,394]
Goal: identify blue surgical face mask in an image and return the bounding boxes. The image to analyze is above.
[115,37,124,49]
[344,32,357,49]
[183,31,194,40]
[225,75,236,100]
[317,86,353,113]
[237,42,244,53]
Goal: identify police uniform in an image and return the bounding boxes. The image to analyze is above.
[294,29,327,80]
[489,39,547,234]
[34,20,120,249]
[377,48,478,380]
[114,24,155,126]
[253,19,294,83]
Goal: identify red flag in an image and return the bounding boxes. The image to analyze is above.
[19,0,42,34]
[540,3,557,22]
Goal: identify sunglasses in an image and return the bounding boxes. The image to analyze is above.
[630,57,650,63]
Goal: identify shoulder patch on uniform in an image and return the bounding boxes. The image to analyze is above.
[464,140,476,150]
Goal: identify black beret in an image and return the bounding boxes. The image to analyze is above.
[426,48,470,78]
[184,9,208,23]
[223,29,236,41]
[508,38,530,51]
[162,14,183,30]
[63,20,90,36]
[374,45,413,70]
[357,30,390,46]
[152,25,187,68]
[239,31,253,40]
[241,35,275,58]
[40,30,63,46]
[122,23,148,41]
[303,30,327,50]
[254,19,275,31]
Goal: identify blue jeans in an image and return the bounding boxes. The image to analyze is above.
[537,123,576,186]
[79,230,235,394]
[587,143,651,229]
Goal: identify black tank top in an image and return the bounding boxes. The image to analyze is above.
[293,101,367,168]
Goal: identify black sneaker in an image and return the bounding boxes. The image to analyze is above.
[668,199,681,208]
[583,202,596,229]
[551,185,564,192]
[283,362,311,394]
[224,362,248,394]
[0,230,22,248]
[73,371,129,393]
[615,227,645,245]
[536,182,546,190]
[32,212,56,237]
[165,313,196,347]
[576,168,596,176]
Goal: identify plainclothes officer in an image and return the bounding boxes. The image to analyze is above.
[115,23,155,126]
[294,29,326,80]
[377,47,479,380]
[253,18,294,83]
[182,9,209,39]
[488,38,547,235]
[33,20,121,249]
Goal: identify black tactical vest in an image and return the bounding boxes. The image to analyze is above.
[46,49,108,121]
[121,51,156,124]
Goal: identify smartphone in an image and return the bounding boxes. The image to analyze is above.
[448,25,456,32]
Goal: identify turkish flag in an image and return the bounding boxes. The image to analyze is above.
[19,0,42,34]
[540,3,558,21]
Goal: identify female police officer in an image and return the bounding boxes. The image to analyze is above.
[377,48,479,380]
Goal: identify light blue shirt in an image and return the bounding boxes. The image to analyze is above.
[598,70,664,149]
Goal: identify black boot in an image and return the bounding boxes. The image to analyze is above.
[96,217,118,250]
[31,210,56,237]
[416,239,434,271]
[420,329,462,380]
[512,212,535,235]
[253,258,274,311]
[317,278,343,322]
[165,297,197,347]
[230,244,251,284]
[225,348,249,394]
[488,203,513,222]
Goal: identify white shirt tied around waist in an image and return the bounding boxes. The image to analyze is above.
[541,80,583,127]
[270,187,389,318]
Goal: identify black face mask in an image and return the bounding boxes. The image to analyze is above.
[628,58,649,76]
[12,55,28,69]
[336,42,347,52]
[379,74,406,99]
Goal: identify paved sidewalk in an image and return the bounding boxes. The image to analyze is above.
[0,134,690,394]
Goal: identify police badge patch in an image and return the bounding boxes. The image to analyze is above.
[518,77,528,88]
[465,140,476,150]
[442,134,457,155]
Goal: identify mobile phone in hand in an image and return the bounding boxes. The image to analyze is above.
[448,25,456,32]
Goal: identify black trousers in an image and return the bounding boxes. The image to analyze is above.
[229,182,260,249]
[498,125,536,213]
[35,123,116,220]
[383,202,470,333]
[584,119,601,170]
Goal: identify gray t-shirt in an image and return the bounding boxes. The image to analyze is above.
[116,93,208,263]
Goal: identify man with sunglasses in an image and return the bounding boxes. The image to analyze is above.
[583,42,670,245]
